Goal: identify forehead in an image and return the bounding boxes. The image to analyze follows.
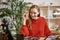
[30,8,38,12]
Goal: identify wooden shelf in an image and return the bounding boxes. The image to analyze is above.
[45,17,60,19]
[53,13,60,15]
[39,6,60,8]
[40,5,60,30]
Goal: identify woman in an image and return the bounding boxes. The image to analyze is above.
[20,5,55,40]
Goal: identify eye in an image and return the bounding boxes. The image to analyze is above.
[34,12,36,14]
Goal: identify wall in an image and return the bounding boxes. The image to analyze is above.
[24,0,60,6]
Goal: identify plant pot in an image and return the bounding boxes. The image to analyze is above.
[16,34,24,40]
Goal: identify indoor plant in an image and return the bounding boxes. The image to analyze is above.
[0,0,29,40]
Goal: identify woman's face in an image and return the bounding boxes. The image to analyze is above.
[30,8,39,20]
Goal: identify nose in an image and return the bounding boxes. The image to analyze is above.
[33,13,38,17]
[32,13,34,16]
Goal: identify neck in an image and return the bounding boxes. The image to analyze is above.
[35,17,39,19]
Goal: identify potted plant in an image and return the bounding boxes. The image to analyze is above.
[0,0,29,40]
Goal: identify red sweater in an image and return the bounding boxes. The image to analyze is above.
[20,17,55,37]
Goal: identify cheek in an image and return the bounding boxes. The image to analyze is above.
[30,13,33,16]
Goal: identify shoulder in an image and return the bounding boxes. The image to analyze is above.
[38,17,47,24]
[39,17,46,21]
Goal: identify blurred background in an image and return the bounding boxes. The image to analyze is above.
[0,0,60,40]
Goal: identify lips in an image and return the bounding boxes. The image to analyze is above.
[31,16,37,19]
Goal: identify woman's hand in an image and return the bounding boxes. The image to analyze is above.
[22,11,28,25]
